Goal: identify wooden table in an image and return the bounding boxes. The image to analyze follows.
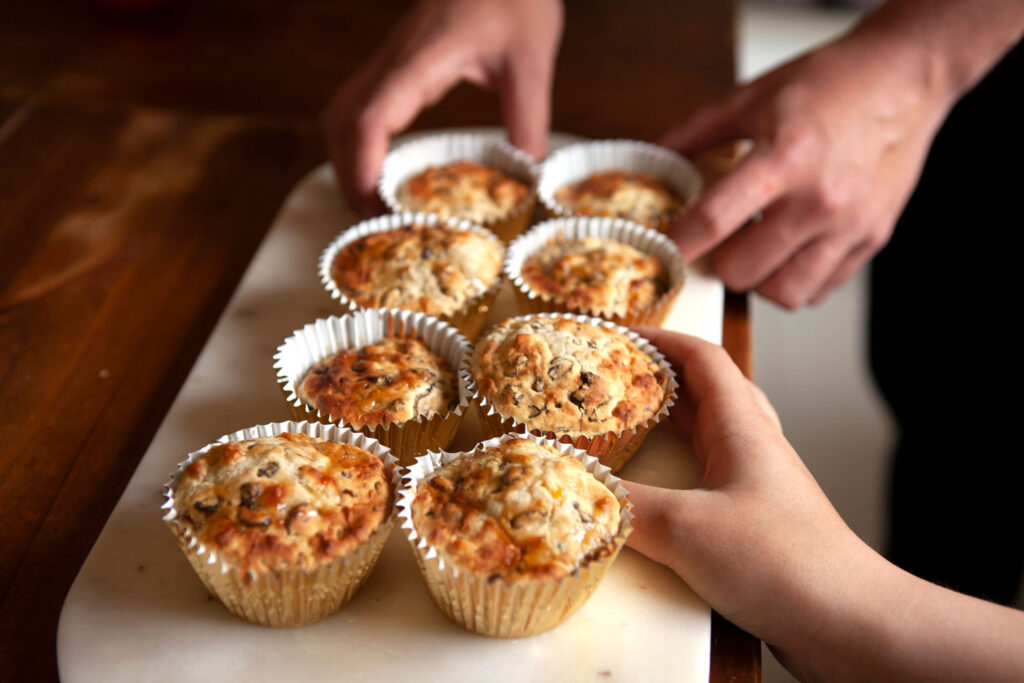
[0,1,758,680]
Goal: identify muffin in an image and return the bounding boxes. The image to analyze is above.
[162,423,396,628]
[297,337,458,430]
[537,139,702,234]
[396,160,530,225]
[379,133,537,242]
[275,309,470,464]
[320,213,503,339]
[554,170,683,227]
[506,217,686,326]
[522,235,667,318]
[467,314,676,471]
[398,433,632,637]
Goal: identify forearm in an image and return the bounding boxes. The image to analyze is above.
[844,0,1024,107]
[781,542,1024,682]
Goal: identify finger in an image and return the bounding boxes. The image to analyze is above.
[747,380,782,431]
[755,234,856,310]
[633,327,753,409]
[668,150,787,262]
[499,52,553,160]
[622,480,695,576]
[711,197,818,292]
[658,87,753,155]
[809,240,877,306]
[325,47,466,207]
[321,69,379,209]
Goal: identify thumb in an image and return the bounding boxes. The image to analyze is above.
[623,480,702,578]
[499,52,553,160]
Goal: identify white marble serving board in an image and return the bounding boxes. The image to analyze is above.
[58,132,723,683]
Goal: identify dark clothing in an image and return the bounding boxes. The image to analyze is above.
[870,41,1023,604]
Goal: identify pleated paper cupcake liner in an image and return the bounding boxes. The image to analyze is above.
[463,312,679,472]
[378,132,538,243]
[536,139,703,234]
[396,432,633,638]
[161,421,399,628]
[318,211,505,340]
[504,216,686,327]
[273,309,471,464]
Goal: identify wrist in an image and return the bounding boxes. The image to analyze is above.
[842,0,1024,109]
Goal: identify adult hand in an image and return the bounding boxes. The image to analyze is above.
[661,34,950,309]
[624,327,1024,681]
[321,0,563,211]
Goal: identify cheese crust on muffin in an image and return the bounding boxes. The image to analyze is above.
[396,160,530,224]
[298,337,458,429]
[554,170,683,226]
[172,433,391,575]
[411,437,620,582]
[471,316,667,436]
[521,236,669,317]
[331,223,502,317]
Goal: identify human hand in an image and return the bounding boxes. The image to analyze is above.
[661,32,952,308]
[321,0,562,212]
[626,328,1024,681]
[624,327,882,676]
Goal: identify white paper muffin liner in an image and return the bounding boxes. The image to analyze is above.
[161,420,399,628]
[378,132,538,242]
[274,308,471,464]
[536,139,703,234]
[319,211,505,340]
[504,216,686,326]
[397,431,633,637]
[463,312,679,472]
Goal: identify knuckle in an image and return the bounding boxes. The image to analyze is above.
[759,279,805,310]
[814,180,850,215]
[689,201,729,240]
[772,125,815,176]
[864,227,892,252]
[714,253,753,292]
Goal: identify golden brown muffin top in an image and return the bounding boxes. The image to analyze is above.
[396,160,530,224]
[331,223,502,318]
[411,437,620,582]
[471,316,667,436]
[521,236,669,318]
[172,433,391,575]
[298,337,458,429]
[554,170,683,227]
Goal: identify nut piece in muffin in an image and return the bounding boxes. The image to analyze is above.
[412,437,620,582]
[298,337,458,429]
[554,170,683,228]
[172,432,391,576]
[471,316,667,437]
[521,235,669,318]
[331,223,502,318]
[396,160,530,224]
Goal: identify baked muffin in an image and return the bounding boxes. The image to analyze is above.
[521,235,669,319]
[396,161,530,225]
[553,170,683,228]
[298,337,458,430]
[328,221,503,334]
[412,437,620,583]
[276,309,471,464]
[398,433,632,637]
[471,316,667,437]
[379,133,538,242]
[469,315,674,471]
[164,427,394,627]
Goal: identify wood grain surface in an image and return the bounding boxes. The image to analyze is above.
[0,2,757,681]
